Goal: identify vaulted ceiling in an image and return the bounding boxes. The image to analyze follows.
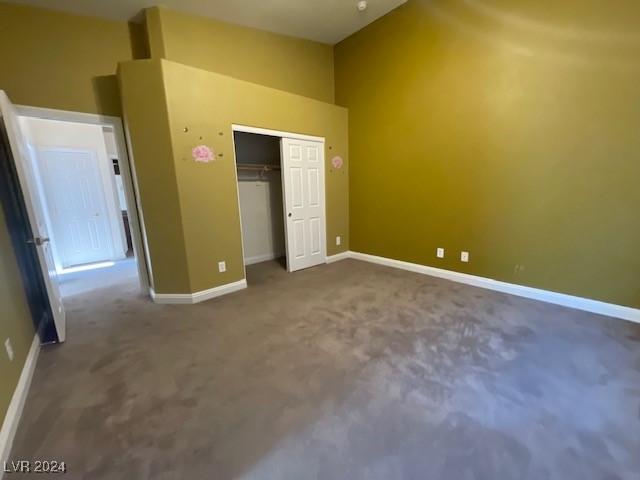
[6,0,407,44]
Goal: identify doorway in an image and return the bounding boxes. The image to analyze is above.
[0,91,149,343]
[234,131,286,269]
[232,125,327,279]
[15,108,147,300]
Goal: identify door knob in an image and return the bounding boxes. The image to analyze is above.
[288,213,292,217]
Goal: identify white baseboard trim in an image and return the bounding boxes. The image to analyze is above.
[326,251,351,264]
[244,253,284,266]
[150,279,248,305]
[332,251,640,324]
[0,334,40,477]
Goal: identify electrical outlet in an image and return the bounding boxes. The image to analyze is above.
[436,248,445,258]
[218,261,226,273]
[514,264,525,274]
[336,236,341,246]
[461,251,469,263]
[5,338,14,362]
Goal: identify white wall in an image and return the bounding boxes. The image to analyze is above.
[21,117,127,270]
[238,174,285,265]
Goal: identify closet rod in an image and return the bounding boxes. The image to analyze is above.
[236,164,280,171]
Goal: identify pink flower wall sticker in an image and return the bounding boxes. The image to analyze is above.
[192,145,215,163]
[331,155,344,170]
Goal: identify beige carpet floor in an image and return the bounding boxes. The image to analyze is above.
[8,259,640,479]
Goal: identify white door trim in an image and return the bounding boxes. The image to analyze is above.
[326,251,640,324]
[16,105,150,293]
[17,106,120,128]
[232,124,325,143]
[229,129,248,283]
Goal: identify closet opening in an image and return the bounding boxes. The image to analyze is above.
[234,131,287,278]
[232,124,327,283]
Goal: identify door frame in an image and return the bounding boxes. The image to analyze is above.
[231,124,327,274]
[17,105,150,292]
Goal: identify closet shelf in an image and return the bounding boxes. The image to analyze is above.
[236,163,281,180]
[236,163,280,171]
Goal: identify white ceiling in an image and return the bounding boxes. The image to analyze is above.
[7,0,407,44]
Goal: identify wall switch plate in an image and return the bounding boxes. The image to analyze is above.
[336,236,341,246]
[218,261,226,273]
[436,248,445,258]
[461,251,469,263]
[5,338,14,362]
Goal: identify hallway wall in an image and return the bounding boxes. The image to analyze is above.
[0,208,34,427]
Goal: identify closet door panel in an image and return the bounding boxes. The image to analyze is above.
[281,137,326,272]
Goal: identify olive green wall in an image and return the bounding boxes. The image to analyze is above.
[144,6,166,59]
[146,7,335,103]
[118,60,190,294]
[119,59,348,294]
[335,0,640,308]
[0,208,34,426]
[0,1,138,116]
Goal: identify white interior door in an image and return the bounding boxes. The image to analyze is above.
[37,148,115,268]
[0,91,66,342]
[280,137,326,272]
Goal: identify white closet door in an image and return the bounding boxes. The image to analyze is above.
[280,137,326,272]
